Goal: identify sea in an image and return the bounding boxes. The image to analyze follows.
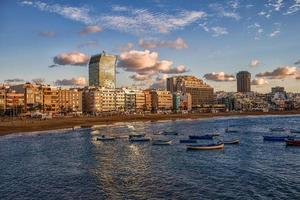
[0,115,300,200]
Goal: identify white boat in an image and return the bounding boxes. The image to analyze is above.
[152,140,172,145]
[96,135,115,141]
[187,142,224,150]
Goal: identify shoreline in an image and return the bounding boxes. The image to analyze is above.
[1,111,300,136]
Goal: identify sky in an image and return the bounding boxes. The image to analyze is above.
[0,0,300,93]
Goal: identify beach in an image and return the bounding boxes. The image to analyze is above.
[1,110,300,136]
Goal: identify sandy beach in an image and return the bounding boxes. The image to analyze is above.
[1,110,300,136]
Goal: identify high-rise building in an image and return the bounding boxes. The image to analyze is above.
[236,71,251,93]
[88,51,117,88]
[166,75,214,108]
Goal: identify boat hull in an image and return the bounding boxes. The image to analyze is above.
[263,136,294,142]
[223,139,240,144]
[189,135,214,140]
[187,143,224,150]
[290,129,300,133]
[180,139,197,143]
[152,140,172,145]
[285,139,300,146]
[129,138,151,142]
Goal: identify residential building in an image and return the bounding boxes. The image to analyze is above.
[237,71,251,93]
[166,75,213,108]
[41,85,59,113]
[143,89,152,111]
[88,51,117,88]
[58,88,82,113]
[151,90,173,112]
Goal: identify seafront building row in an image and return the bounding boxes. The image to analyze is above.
[1,51,300,117]
[0,82,194,116]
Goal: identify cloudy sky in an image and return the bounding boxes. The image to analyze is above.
[0,0,300,92]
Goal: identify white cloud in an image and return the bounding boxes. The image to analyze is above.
[21,1,206,35]
[285,0,300,15]
[100,9,206,35]
[139,37,188,49]
[249,59,260,67]
[118,50,188,77]
[79,25,102,35]
[211,27,228,37]
[248,23,264,40]
[52,51,90,66]
[209,3,240,20]
[21,1,94,24]
[251,78,268,85]
[269,30,280,37]
[203,72,235,81]
[55,77,87,86]
[256,66,298,79]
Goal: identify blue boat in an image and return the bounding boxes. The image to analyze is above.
[162,131,179,135]
[189,135,214,140]
[263,135,295,141]
[290,129,300,133]
[180,139,197,143]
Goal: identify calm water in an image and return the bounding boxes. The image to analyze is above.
[1,115,300,200]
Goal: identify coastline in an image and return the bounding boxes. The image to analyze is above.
[1,111,300,136]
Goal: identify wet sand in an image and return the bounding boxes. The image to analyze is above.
[1,111,300,136]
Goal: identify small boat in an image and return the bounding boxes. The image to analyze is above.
[180,139,197,143]
[263,135,294,142]
[162,131,179,135]
[81,125,92,129]
[189,135,214,140]
[96,135,115,141]
[225,128,239,133]
[129,137,151,142]
[285,139,300,146]
[269,128,286,132]
[210,133,220,137]
[187,142,224,150]
[223,139,240,144]
[91,130,100,135]
[290,129,300,133]
[129,134,145,139]
[152,140,172,145]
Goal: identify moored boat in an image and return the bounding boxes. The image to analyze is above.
[187,142,224,150]
[129,137,151,142]
[223,139,240,144]
[269,127,286,132]
[225,128,239,133]
[290,129,300,133]
[180,139,197,143]
[129,134,145,138]
[96,135,115,141]
[263,135,294,141]
[285,139,300,146]
[189,135,214,140]
[152,140,172,145]
[162,131,179,135]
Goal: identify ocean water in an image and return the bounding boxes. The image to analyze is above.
[0,115,300,200]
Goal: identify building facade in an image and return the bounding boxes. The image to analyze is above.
[88,51,117,88]
[151,90,173,112]
[167,75,213,108]
[58,88,82,113]
[237,71,251,93]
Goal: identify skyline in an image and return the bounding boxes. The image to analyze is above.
[1,0,300,93]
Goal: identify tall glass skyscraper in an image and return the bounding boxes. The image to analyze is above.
[88,51,117,88]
